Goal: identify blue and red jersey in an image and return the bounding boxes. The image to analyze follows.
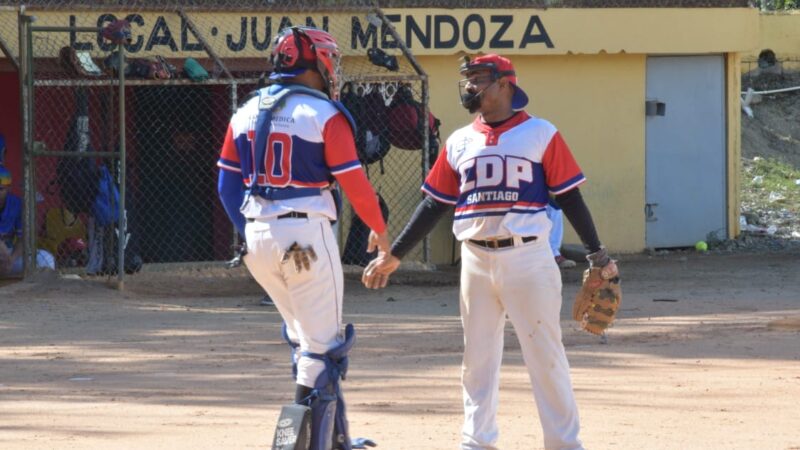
[423,112,585,241]
[217,84,386,234]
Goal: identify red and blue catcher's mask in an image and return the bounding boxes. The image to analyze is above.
[269,26,343,100]
[458,54,529,113]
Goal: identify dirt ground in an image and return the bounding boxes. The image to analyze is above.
[1,251,799,450]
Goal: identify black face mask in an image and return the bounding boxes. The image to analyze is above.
[458,80,495,114]
[460,90,483,113]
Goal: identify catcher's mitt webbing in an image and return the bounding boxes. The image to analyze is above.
[281,242,318,274]
[572,267,622,335]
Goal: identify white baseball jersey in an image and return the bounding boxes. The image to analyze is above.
[217,86,363,222]
[422,112,586,241]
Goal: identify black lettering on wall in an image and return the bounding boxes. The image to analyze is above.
[434,15,458,49]
[381,14,400,49]
[304,16,329,31]
[146,16,178,51]
[251,16,272,51]
[519,15,553,49]
[181,16,203,51]
[278,17,294,33]
[406,15,431,49]
[462,14,485,50]
[489,15,514,49]
[69,15,93,50]
[225,17,247,51]
[96,14,117,52]
[351,17,377,49]
[125,14,145,52]
[125,14,144,53]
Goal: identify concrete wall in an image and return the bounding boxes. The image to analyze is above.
[744,11,800,70]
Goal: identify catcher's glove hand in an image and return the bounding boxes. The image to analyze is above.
[281,242,318,274]
[572,249,622,335]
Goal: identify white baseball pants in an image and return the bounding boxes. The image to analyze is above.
[244,216,344,388]
[459,237,583,450]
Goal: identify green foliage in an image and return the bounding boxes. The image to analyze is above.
[742,157,800,213]
[754,0,799,10]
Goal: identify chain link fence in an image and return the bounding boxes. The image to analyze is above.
[2,1,436,283]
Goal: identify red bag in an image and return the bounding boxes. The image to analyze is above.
[130,56,175,79]
[386,85,440,151]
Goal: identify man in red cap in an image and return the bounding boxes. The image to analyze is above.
[363,54,618,449]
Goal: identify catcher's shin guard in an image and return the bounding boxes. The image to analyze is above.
[282,323,358,450]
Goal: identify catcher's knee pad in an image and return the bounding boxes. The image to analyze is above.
[298,323,357,450]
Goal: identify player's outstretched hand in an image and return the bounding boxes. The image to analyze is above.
[367,230,391,254]
[362,251,401,289]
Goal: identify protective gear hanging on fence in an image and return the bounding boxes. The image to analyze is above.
[386,84,441,154]
[59,46,103,78]
[101,19,132,45]
[340,83,392,168]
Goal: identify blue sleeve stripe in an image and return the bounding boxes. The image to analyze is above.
[549,174,586,194]
[422,183,458,205]
[330,160,362,174]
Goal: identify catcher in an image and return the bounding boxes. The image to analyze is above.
[363,53,621,449]
[217,27,387,449]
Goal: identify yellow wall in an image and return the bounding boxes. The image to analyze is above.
[0,8,757,59]
[727,53,742,238]
[742,12,800,71]
[747,12,800,60]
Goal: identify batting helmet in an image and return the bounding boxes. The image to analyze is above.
[270,26,342,100]
[101,19,132,45]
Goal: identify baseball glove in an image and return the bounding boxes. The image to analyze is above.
[226,243,247,269]
[281,242,318,274]
[572,262,622,335]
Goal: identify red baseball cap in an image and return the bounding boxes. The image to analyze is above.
[460,54,529,110]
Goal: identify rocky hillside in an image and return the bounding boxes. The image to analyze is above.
[732,71,800,253]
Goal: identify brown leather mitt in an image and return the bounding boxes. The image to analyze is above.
[572,267,622,335]
[281,242,318,274]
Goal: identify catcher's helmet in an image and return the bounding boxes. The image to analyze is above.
[270,26,342,99]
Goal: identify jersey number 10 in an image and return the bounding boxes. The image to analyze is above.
[264,132,292,186]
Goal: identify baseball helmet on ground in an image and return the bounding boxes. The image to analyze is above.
[269,26,343,99]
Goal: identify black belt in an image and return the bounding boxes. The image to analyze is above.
[468,235,537,249]
[247,212,309,222]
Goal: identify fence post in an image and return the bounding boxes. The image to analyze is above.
[116,43,127,289]
[18,10,35,279]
